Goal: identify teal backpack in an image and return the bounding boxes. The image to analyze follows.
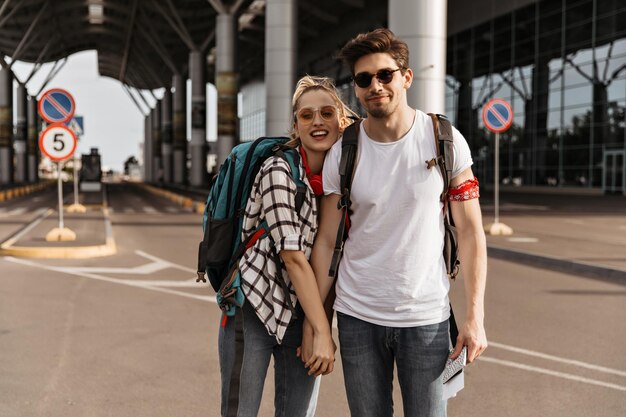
[196,137,306,316]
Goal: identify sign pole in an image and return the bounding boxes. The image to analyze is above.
[57,162,64,230]
[482,98,513,236]
[73,156,79,207]
[495,132,500,225]
[40,123,78,242]
[67,152,86,213]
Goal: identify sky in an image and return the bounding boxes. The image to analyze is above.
[11,50,217,172]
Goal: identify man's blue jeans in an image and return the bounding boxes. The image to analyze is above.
[337,312,449,417]
[219,302,318,417]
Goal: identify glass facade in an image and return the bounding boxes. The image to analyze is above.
[446,0,626,190]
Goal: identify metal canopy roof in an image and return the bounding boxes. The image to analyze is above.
[0,0,384,91]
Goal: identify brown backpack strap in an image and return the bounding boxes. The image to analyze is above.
[428,113,460,280]
[428,113,455,202]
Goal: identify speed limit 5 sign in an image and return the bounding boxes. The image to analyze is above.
[39,123,78,162]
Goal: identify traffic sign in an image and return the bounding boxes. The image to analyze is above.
[39,123,78,162]
[482,99,513,133]
[38,88,76,124]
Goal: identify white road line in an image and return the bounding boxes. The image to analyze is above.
[506,237,539,243]
[479,357,626,391]
[165,207,179,213]
[56,250,195,275]
[123,208,134,213]
[2,256,215,303]
[113,279,201,287]
[563,219,585,225]
[143,206,158,214]
[503,203,549,211]
[489,341,626,378]
[8,207,27,215]
[134,250,196,273]
[1,209,52,246]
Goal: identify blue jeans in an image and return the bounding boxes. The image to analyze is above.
[219,302,319,417]
[337,312,449,417]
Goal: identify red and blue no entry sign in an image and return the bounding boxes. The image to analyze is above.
[482,99,513,133]
[38,88,76,124]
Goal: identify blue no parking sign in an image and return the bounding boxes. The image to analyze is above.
[38,88,76,124]
[482,99,513,133]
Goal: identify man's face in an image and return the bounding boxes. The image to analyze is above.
[353,52,412,119]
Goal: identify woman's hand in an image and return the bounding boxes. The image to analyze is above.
[304,326,335,376]
[298,318,314,364]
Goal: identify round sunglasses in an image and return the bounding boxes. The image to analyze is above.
[295,105,338,124]
[353,68,403,88]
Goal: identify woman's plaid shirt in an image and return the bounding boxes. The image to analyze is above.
[239,150,317,343]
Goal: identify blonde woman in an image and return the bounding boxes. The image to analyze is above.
[219,76,355,417]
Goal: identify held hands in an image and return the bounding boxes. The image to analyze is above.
[297,318,336,376]
[450,317,488,364]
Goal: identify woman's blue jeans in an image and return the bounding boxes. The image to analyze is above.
[337,312,449,417]
[219,302,319,417]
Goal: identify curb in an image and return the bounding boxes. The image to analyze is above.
[488,244,626,284]
[0,207,117,259]
[0,181,55,203]
[139,183,205,214]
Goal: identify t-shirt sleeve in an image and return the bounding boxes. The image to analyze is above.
[322,137,343,195]
[451,126,473,178]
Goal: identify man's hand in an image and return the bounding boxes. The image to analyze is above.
[451,318,487,364]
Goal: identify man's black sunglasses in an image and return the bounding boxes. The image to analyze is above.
[353,68,403,88]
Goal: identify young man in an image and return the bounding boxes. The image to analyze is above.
[310,28,488,417]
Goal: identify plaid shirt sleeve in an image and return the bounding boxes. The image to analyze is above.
[258,157,306,253]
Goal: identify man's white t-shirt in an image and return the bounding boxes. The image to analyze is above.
[323,110,473,327]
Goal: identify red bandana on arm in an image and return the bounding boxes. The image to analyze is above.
[448,177,480,202]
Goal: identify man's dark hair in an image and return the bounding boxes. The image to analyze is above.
[338,28,409,75]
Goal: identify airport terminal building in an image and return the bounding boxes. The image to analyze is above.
[239,0,626,193]
[0,0,624,194]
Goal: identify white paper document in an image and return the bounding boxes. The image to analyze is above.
[442,346,467,400]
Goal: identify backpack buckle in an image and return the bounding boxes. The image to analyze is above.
[196,271,207,283]
[338,191,350,210]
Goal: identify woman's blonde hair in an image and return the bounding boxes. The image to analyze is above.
[286,75,357,147]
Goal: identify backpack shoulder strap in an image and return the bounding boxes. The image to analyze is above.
[328,119,361,278]
[428,113,455,201]
[339,120,360,192]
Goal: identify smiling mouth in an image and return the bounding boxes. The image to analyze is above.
[367,95,388,102]
[310,130,329,140]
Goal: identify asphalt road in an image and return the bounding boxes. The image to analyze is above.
[0,183,624,417]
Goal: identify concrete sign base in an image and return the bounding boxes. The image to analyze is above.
[484,222,514,236]
[46,227,77,242]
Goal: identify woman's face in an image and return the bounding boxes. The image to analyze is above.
[294,90,342,155]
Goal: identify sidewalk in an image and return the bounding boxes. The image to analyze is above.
[0,191,115,259]
[480,190,626,283]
